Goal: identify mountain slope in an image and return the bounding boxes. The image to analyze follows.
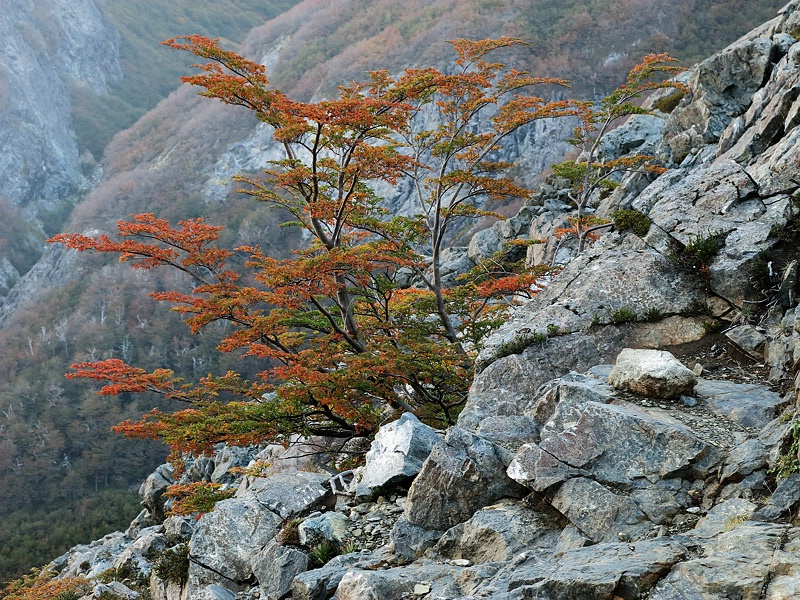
[0,0,788,582]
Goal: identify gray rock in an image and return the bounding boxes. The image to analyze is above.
[718,37,800,163]
[235,471,330,519]
[182,454,215,483]
[475,233,706,372]
[721,439,768,483]
[472,415,540,452]
[190,585,236,600]
[753,473,800,521]
[299,512,349,546]
[550,477,652,543]
[89,581,139,599]
[139,464,175,522]
[291,551,390,600]
[598,114,665,160]
[650,519,787,600]
[608,348,697,398]
[536,374,615,441]
[335,562,460,600]
[404,428,526,532]
[468,227,505,263]
[388,517,445,562]
[186,472,328,594]
[507,443,586,493]
[187,495,283,591]
[210,445,258,484]
[695,379,784,429]
[467,207,535,264]
[663,36,775,162]
[434,246,476,288]
[162,515,194,541]
[351,412,441,497]
[251,540,309,600]
[726,325,768,360]
[519,539,687,600]
[690,498,758,539]
[112,526,165,572]
[630,479,691,524]
[432,500,560,564]
[509,402,708,492]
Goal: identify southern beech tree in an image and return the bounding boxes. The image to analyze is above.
[50,37,679,471]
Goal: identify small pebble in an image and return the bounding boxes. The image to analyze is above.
[686,506,701,514]
[682,395,697,407]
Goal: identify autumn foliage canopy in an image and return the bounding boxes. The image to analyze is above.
[50,36,681,468]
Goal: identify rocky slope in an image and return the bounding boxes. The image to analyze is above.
[0,0,120,286]
[33,2,800,599]
[2,0,797,589]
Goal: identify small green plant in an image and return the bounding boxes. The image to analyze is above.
[309,540,337,567]
[677,231,724,273]
[642,307,664,322]
[610,307,638,325]
[652,89,686,113]
[723,514,748,531]
[589,313,603,329]
[152,544,190,586]
[613,209,652,237]
[681,299,712,317]
[95,563,134,584]
[771,419,800,480]
[277,517,304,546]
[340,540,359,555]
[494,331,546,359]
[546,324,562,336]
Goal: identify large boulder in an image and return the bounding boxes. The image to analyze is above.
[508,401,709,492]
[431,500,560,564]
[139,463,175,522]
[650,501,788,600]
[608,348,697,398]
[350,412,441,498]
[550,477,653,543]
[403,428,527,533]
[630,160,794,307]
[186,472,329,594]
[474,233,706,372]
[251,540,309,600]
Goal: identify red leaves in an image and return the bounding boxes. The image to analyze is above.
[52,36,672,470]
[49,214,234,284]
[66,359,182,397]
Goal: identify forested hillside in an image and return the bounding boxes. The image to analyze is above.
[0,0,787,582]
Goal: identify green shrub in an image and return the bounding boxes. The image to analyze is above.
[612,209,652,237]
[494,332,546,359]
[675,231,724,273]
[309,540,337,567]
[642,307,664,322]
[771,419,800,480]
[652,90,686,114]
[610,308,638,325]
[152,544,189,586]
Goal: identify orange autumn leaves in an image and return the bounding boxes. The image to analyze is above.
[50,37,681,468]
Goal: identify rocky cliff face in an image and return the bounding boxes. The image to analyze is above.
[0,0,119,289]
[0,0,120,208]
[39,2,800,599]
